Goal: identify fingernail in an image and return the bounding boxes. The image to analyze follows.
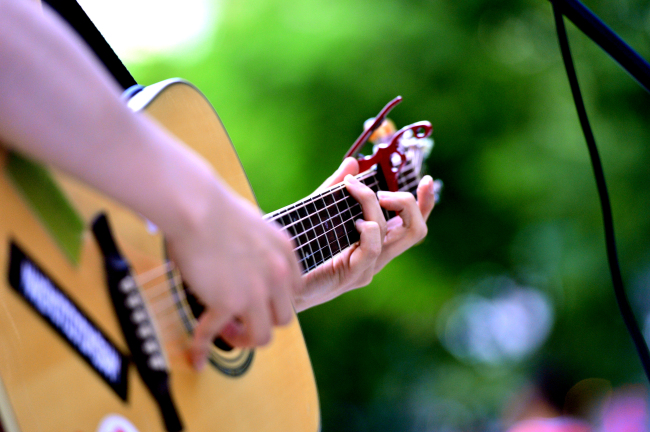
[377,191,390,200]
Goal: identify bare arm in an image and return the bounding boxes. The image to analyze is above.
[0,0,207,232]
[0,0,301,370]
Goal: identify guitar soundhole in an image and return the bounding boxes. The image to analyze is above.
[179,282,254,376]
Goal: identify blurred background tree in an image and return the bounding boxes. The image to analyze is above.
[82,0,650,429]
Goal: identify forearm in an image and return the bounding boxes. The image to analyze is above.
[0,0,229,240]
[0,0,302,363]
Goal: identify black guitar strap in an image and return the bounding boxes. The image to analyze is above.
[43,0,138,90]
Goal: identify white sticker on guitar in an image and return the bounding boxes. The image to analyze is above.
[8,243,129,400]
[97,415,140,432]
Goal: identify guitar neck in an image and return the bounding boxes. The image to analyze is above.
[265,162,421,273]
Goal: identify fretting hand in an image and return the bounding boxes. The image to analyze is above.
[294,157,437,311]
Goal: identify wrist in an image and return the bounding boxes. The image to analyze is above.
[155,143,229,244]
[116,116,231,244]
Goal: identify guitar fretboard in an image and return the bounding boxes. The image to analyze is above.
[265,162,421,273]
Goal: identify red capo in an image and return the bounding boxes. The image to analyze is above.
[344,97,433,192]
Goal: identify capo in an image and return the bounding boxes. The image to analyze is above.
[344,98,433,192]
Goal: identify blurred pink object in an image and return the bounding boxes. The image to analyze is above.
[600,386,648,432]
[507,418,592,432]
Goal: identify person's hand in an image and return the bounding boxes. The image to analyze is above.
[374,168,438,273]
[295,158,387,311]
[0,0,302,373]
[165,183,302,371]
[295,158,438,311]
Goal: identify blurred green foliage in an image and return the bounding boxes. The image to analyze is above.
[123,0,650,429]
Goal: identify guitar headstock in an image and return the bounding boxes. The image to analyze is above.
[346,97,435,194]
[393,125,434,195]
[353,122,434,195]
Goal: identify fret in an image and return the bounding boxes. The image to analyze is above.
[266,160,423,274]
[296,203,318,272]
[331,188,352,250]
[279,206,310,272]
[303,197,324,270]
[310,194,333,263]
[322,193,342,256]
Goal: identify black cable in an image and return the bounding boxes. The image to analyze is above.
[552,3,650,383]
[549,0,650,94]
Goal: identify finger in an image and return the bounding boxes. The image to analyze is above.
[317,157,360,191]
[270,296,294,327]
[348,219,382,285]
[267,251,295,326]
[273,226,304,313]
[354,219,382,259]
[417,176,437,221]
[345,174,387,241]
[190,308,232,371]
[377,191,418,229]
[218,293,274,348]
[377,190,429,250]
[218,318,245,348]
[238,296,274,347]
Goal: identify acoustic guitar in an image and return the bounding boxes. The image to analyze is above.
[0,78,432,432]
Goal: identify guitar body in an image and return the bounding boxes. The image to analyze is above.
[0,79,320,432]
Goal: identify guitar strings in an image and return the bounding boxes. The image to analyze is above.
[129,159,424,346]
[268,172,380,244]
[142,272,182,300]
[133,261,174,285]
[138,267,193,348]
[265,161,422,272]
[266,160,418,229]
[276,169,421,259]
[287,195,364,251]
[280,181,371,245]
[264,169,376,223]
[134,171,421,295]
[288,179,423,271]
[285,190,366,270]
[148,291,181,315]
[264,160,416,226]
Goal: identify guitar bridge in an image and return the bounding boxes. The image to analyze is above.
[92,213,183,432]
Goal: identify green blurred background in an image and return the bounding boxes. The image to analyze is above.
[88,0,650,429]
